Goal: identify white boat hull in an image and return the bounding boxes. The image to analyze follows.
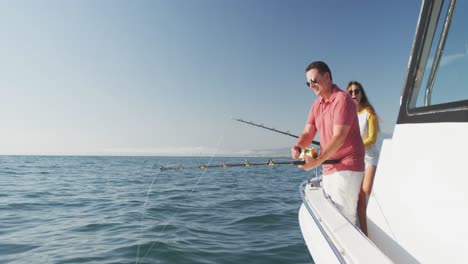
[299,179,393,263]
[366,123,468,263]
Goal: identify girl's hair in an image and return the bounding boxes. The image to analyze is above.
[346,80,380,132]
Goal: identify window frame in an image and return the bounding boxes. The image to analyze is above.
[397,0,468,124]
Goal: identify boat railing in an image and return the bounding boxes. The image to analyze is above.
[299,178,347,263]
[300,176,391,263]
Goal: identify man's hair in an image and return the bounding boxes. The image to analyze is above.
[305,61,333,81]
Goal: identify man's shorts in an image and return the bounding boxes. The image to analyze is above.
[322,170,364,224]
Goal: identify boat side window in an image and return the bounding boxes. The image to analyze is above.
[410,0,468,109]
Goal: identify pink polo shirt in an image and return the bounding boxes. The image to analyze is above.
[307,85,365,174]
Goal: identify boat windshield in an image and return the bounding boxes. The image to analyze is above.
[409,0,468,109]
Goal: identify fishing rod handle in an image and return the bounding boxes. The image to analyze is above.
[293,160,306,165]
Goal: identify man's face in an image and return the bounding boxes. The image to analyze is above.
[306,69,325,96]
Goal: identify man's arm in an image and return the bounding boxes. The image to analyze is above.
[299,124,350,170]
[318,124,350,162]
[291,123,316,159]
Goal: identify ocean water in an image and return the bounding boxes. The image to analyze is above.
[0,155,318,264]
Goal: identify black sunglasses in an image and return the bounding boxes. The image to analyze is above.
[348,89,361,95]
[306,77,318,87]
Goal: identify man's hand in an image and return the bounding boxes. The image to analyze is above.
[291,145,301,159]
[299,155,321,171]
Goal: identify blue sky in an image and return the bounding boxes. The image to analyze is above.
[0,0,422,156]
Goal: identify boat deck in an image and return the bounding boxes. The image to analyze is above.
[299,178,393,264]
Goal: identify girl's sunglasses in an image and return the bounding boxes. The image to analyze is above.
[348,89,361,95]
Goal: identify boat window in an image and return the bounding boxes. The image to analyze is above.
[410,0,468,109]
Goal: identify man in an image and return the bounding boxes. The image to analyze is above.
[291,61,365,224]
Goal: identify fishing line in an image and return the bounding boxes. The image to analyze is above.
[135,161,166,264]
[138,135,225,263]
[371,192,397,240]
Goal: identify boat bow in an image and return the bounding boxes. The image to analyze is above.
[299,178,393,263]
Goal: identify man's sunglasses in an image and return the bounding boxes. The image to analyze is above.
[306,77,317,87]
[348,89,361,95]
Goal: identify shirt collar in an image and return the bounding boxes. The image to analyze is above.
[319,84,339,104]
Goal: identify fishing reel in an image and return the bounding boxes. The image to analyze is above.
[300,147,318,159]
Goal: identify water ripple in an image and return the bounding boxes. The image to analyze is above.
[0,156,313,264]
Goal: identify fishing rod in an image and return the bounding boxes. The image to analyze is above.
[158,147,339,171]
[160,159,306,171]
[233,118,320,146]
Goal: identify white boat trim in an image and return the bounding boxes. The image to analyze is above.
[299,178,345,263]
[299,179,393,264]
